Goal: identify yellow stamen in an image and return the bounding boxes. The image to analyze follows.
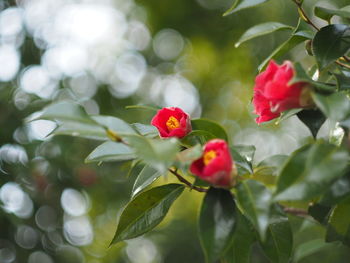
[166,116,180,131]
[203,150,217,166]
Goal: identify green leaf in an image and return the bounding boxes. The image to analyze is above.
[85,141,136,163]
[235,22,293,48]
[275,141,349,201]
[312,24,350,70]
[132,166,161,197]
[37,101,96,124]
[308,203,331,224]
[125,135,180,173]
[326,196,350,246]
[230,147,254,175]
[334,71,350,91]
[110,184,185,245]
[223,0,269,16]
[314,6,350,22]
[259,205,293,263]
[52,122,108,141]
[125,104,160,112]
[132,123,158,137]
[258,19,313,71]
[199,188,236,263]
[297,109,326,138]
[320,173,350,206]
[235,180,272,240]
[312,92,350,121]
[294,239,332,262]
[176,144,203,165]
[224,211,256,263]
[191,119,229,142]
[92,116,137,135]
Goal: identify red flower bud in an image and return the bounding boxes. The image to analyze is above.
[190,139,235,188]
[151,107,192,138]
[253,60,310,124]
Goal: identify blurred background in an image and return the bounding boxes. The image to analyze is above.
[0,0,350,262]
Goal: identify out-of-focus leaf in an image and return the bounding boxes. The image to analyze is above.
[132,123,158,137]
[334,71,350,91]
[110,184,185,245]
[37,101,96,124]
[326,196,350,246]
[320,173,350,206]
[52,122,108,141]
[308,203,331,225]
[235,180,272,239]
[275,141,349,201]
[125,104,160,112]
[312,92,350,121]
[92,116,137,135]
[199,188,236,263]
[223,0,270,16]
[125,135,179,172]
[191,119,229,142]
[258,19,313,71]
[297,109,326,138]
[312,24,350,69]
[176,144,202,165]
[314,6,350,22]
[259,205,293,263]
[235,22,293,47]
[132,166,161,197]
[230,147,253,175]
[85,141,135,163]
[224,211,256,263]
[276,109,302,124]
[294,239,332,262]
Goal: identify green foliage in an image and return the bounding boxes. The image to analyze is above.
[223,0,270,16]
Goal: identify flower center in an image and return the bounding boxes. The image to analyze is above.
[166,116,180,131]
[203,150,217,166]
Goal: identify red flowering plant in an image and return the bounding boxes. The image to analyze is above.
[33,0,350,262]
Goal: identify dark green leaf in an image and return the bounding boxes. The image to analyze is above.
[334,71,350,91]
[223,0,270,16]
[320,173,350,206]
[259,205,293,263]
[275,141,349,201]
[132,166,161,197]
[191,119,229,142]
[235,180,272,239]
[312,92,350,121]
[312,24,350,69]
[199,188,236,263]
[235,22,293,47]
[92,116,137,135]
[85,141,135,163]
[297,109,326,138]
[224,211,256,263]
[258,19,313,71]
[308,203,331,224]
[230,147,253,175]
[125,135,179,173]
[314,6,350,22]
[110,184,185,245]
[326,196,350,246]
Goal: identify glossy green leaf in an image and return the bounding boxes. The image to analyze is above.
[132,123,158,137]
[223,0,269,16]
[199,188,236,263]
[132,166,161,197]
[314,6,350,22]
[52,122,108,141]
[259,205,293,263]
[92,115,137,135]
[37,101,96,124]
[125,135,180,172]
[326,196,350,246]
[191,119,229,142]
[334,71,350,91]
[312,92,350,121]
[297,109,326,138]
[320,173,350,206]
[312,24,350,69]
[258,20,313,71]
[235,22,292,47]
[275,141,349,201]
[224,211,256,263]
[230,147,254,175]
[235,180,272,239]
[111,184,185,245]
[85,141,135,163]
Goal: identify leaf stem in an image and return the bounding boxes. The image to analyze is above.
[168,168,208,193]
[293,1,319,31]
[283,206,311,219]
[336,60,350,70]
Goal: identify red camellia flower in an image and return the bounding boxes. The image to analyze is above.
[151,107,192,138]
[253,60,310,124]
[190,139,235,188]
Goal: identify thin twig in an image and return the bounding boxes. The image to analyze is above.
[283,207,312,219]
[296,5,319,31]
[168,168,208,193]
[336,60,350,70]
